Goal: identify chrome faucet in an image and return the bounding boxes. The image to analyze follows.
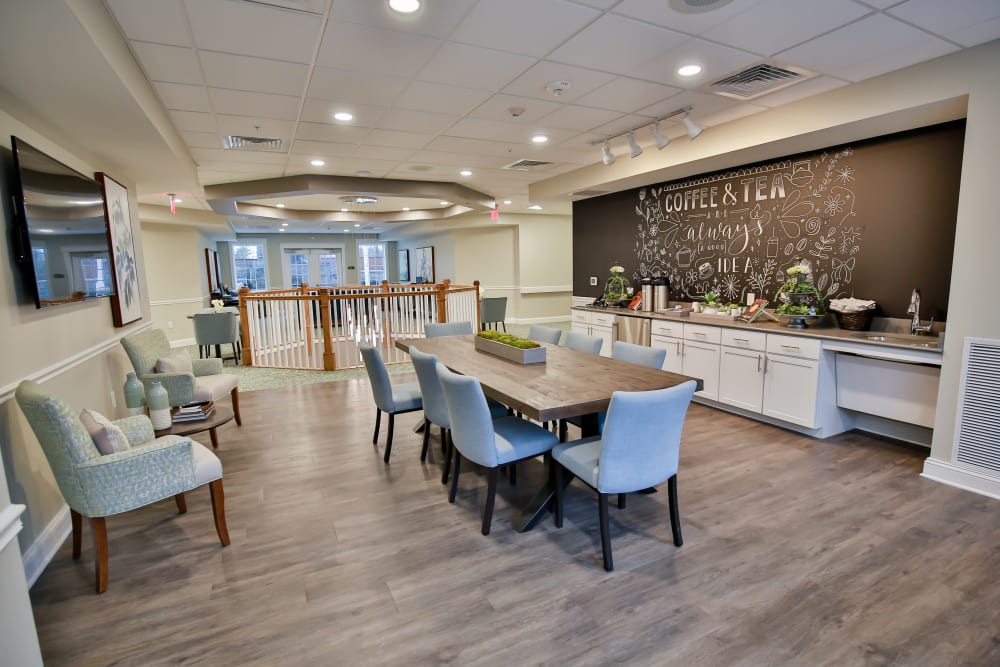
[907,288,934,335]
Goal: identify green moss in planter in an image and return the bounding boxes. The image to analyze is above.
[477,330,540,349]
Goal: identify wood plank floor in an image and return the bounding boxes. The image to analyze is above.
[29,375,1000,666]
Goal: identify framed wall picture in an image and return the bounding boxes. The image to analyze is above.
[205,248,222,292]
[398,248,410,282]
[96,173,142,327]
[414,246,435,284]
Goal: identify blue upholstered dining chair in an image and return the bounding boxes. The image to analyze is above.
[425,321,474,337]
[437,363,558,535]
[562,330,603,355]
[14,380,230,593]
[480,297,507,332]
[552,381,697,571]
[193,311,241,363]
[359,343,422,463]
[527,324,562,345]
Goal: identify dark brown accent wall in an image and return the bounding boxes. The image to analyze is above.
[573,121,965,320]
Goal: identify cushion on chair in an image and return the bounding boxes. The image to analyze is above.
[190,442,223,485]
[192,373,239,402]
[492,416,559,466]
[80,409,132,456]
[156,351,194,374]
[552,436,602,488]
[390,381,422,413]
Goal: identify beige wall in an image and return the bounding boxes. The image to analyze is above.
[141,222,212,343]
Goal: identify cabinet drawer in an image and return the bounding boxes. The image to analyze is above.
[684,323,722,344]
[766,334,821,360]
[651,320,684,338]
[591,312,616,327]
[571,311,591,325]
[721,329,767,351]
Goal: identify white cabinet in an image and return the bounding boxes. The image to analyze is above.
[571,310,614,357]
[762,334,821,428]
[650,320,683,373]
[682,324,721,401]
[719,329,767,412]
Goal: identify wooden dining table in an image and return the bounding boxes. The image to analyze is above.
[396,335,702,532]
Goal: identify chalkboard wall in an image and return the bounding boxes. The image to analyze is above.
[573,121,965,320]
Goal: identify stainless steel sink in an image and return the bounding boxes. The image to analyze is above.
[849,332,940,348]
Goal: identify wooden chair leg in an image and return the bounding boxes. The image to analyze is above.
[598,493,613,572]
[230,387,243,426]
[667,475,683,547]
[442,431,453,485]
[420,418,431,462]
[482,468,499,536]
[448,451,462,503]
[372,409,381,444]
[618,493,627,510]
[554,463,564,528]
[90,517,109,594]
[383,413,395,463]
[175,493,187,514]
[209,479,231,546]
[71,509,82,560]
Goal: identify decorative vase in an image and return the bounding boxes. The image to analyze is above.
[147,380,171,431]
[123,372,146,416]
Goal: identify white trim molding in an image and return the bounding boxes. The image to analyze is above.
[170,337,196,348]
[508,315,572,325]
[149,296,208,307]
[921,458,1000,501]
[519,284,572,294]
[0,504,26,553]
[22,505,70,587]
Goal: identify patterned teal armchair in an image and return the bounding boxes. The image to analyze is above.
[121,328,242,425]
[14,380,231,593]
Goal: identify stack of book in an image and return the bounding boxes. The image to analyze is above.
[171,401,215,423]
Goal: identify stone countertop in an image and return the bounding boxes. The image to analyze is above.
[571,305,943,356]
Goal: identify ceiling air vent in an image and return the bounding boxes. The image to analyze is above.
[504,159,553,171]
[223,135,284,152]
[573,189,609,198]
[709,63,816,100]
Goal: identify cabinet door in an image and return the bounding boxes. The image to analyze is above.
[763,354,819,427]
[682,341,720,401]
[719,346,764,412]
[591,323,614,357]
[651,334,683,373]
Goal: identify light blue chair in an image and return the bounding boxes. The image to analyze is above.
[612,340,666,369]
[480,297,507,332]
[562,330,603,355]
[360,343,422,463]
[527,324,562,345]
[425,321,474,337]
[437,363,558,535]
[553,381,697,571]
[14,380,230,593]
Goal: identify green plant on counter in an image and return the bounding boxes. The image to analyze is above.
[477,330,541,349]
[773,261,826,315]
[701,291,721,307]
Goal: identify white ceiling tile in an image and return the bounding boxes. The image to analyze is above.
[131,41,203,85]
[153,82,211,112]
[468,94,562,123]
[752,75,849,108]
[857,0,905,8]
[190,148,290,165]
[549,14,688,75]
[537,105,624,131]
[637,90,743,121]
[407,150,513,168]
[365,129,434,149]
[704,0,872,56]
[316,23,440,78]
[199,51,309,96]
[290,140,360,158]
[569,0,619,8]
[200,168,283,184]
[208,88,301,120]
[450,0,602,58]
[183,0,322,64]
[443,117,575,144]
[503,61,617,103]
[574,77,682,113]
[294,121,371,144]
[356,145,415,161]
[396,81,492,115]
[778,13,958,82]
[299,99,387,127]
[612,0,769,36]
[169,110,217,133]
[107,0,191,47]
[330,0,477,37]
[423,136,520,158]
[417,43,535,91]
[182,131,222,149]
[307,67,409,106]
[588,113,656,138]
[561,132,605,150]
[373,108,461,134]
[888,0,1000,47]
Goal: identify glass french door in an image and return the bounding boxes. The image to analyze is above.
[283,248,342,288]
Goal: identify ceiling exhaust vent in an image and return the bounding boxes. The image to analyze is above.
[504,159,553,171]
[223,135,284,152]
[709,63,816,100]
[573,189,609,198]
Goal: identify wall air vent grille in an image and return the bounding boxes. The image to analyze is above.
[223,135,284,152]
[709,63,815,100]
[954,338,1000,475]
[504,159,553,171]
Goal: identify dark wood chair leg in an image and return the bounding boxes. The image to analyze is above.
[554,463,564,528]
[209,479,231,546]
[372,409,381,444]
[508,462,517,486]
[230,387,243,426]
[175,493,187,514]
[618,493,627,510]
[598,493,613,572]
[209,428,220,450]
[90,517,109,594]
[383,413,395,463]
[559,419,568,443]
[448,451,462,503]
[442,431,453,485]
[420,418,431,462]
[667,475,683,547]
[440,426,448,455]
[482,468,499,536]
[71,509,82,559]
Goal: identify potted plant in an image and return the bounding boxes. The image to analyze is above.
[475,330,546,364]
[602,262,631,305]
[701,291,722,314]
[773,261,826,327]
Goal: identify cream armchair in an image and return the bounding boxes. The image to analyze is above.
[121,328,242,425]
[14,380,230,593]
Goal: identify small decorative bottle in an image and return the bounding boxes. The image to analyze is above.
[146,380,171,431]
[123,372,146,416]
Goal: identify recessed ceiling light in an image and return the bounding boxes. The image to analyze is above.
[333,111,353,122]
[279,228,286,232]
[678,64,702,77]
[503,199,512,205]
[354,224,361,227]
[311,159,325,166]
[460,169,472,176]
[389,0,420,12]
[340,208,348,212]
[439,200,449,206]
[528,204,543,210]
[343,229,350,232]
[281,222,289,227]
[38,228,54,233]
[402,207,410,211]
[357,170,371,177]
[276,203,285,208]
[531,134,548,143]
[172,197,183,204]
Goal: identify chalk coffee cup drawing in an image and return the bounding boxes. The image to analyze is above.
[698,262,714,279]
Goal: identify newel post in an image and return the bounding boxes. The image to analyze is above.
[238,286,252,366]
[436,281,448,323]
[320,288,336,370]
[474,280,481,332]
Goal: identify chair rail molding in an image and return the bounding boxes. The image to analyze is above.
[149,296,210,307]
[519,284,573,294]
[0,504,26,553]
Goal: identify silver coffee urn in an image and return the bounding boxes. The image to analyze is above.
[640,278,654,312]
[653,277,669,311]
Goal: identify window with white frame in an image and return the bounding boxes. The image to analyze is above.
[232,241,267,290]
[357,241,386,286]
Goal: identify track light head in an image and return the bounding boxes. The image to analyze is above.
[602,141,616,166]
[682,113,703,140]
[626,132,643,158]
[652,121,670,150]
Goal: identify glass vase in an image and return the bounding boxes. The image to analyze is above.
[147,380,171,430]
[123,372,145,416]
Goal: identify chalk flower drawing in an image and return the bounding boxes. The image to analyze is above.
[824,194,845,215]
[721,275,740,301]
[836,166,856,183]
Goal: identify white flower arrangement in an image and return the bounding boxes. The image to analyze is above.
[786,262,812,277]
[211,299,225,312]
[610,264,625,275]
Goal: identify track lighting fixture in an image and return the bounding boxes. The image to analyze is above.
[601,141,616,166]
[592,106,702,165]
[626,132,642,158]
[682,112,703,140]
[652,121,670,150]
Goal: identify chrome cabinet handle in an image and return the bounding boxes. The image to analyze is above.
[757,354,762,372]
[780,344,800,350]
[733,337,750,343]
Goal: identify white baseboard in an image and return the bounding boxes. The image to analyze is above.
[508,316,572,325]
[921,458,1000,501]
[23,505,70,588]
[170,338,197,348]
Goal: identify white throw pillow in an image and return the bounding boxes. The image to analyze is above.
[156,350,194,374]
[79,408,131,455]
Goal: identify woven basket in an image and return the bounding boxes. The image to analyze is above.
[833,308,875,331]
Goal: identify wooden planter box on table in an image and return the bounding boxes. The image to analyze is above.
[473,336,546,364]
